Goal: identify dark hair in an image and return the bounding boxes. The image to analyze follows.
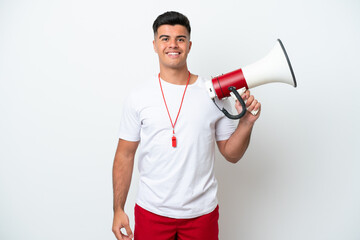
[152,11,191,35]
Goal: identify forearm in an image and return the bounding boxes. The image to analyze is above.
[112,154,134,212]
[218,90,260,163]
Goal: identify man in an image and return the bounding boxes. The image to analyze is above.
[112,11,260,240]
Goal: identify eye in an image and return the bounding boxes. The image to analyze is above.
[178,38,185,42]
[161,37,169,41]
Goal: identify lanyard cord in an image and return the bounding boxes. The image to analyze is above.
[158,71,191,136]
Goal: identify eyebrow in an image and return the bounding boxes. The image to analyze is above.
[158,35,188,39]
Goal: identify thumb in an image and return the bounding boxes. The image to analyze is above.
[124,224,133,239]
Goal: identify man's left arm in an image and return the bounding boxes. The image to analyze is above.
[217,90,261,163]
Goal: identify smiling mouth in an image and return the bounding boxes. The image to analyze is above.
[167,52,180,56]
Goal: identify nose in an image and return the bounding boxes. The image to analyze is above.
[169,38,178,48]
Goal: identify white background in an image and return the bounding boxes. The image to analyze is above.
[1,0,359,239]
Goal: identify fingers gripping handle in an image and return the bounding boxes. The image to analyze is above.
[230,87,259,116]
[221,86,247,119]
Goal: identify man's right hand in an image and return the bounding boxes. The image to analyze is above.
[112,209,133,240]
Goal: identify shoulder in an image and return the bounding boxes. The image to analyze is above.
[195,75,210,84]
[191,75,211,92]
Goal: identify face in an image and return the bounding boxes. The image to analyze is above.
[153,24,192,70]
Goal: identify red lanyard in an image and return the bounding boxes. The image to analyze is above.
[158,71,191,148]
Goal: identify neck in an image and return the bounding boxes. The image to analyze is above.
[159,65,191,85]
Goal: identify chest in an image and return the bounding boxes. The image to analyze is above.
[138,85,222,136]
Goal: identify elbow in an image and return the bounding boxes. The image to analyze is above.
[218,146,243,164]
[217,139,246,164]
[224,154,242,164]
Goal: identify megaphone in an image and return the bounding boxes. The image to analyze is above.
[205,39,297,119]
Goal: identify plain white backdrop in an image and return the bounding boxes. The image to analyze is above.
[1,0,359,239]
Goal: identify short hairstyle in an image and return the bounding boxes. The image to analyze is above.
[152,11,191,36]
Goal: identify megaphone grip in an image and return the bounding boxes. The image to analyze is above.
[220,86,247,119]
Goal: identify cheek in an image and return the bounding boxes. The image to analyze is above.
[156,45,166,54]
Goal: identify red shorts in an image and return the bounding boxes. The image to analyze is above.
[134,204,219,240]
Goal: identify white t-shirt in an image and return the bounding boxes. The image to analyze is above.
[118,75,236,219]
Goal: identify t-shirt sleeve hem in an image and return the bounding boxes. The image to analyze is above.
[118,133,140,142]
[215,133,233,141]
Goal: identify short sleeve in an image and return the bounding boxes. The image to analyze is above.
[118,93,141,142]
[214,99,237,141]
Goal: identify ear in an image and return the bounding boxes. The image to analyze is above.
[153,40,158,53]
[188,41,192,53]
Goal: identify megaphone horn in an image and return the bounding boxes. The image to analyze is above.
[206,39,297,119]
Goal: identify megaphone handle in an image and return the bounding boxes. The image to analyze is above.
[230,88,259,116]
[221,86,247,119]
